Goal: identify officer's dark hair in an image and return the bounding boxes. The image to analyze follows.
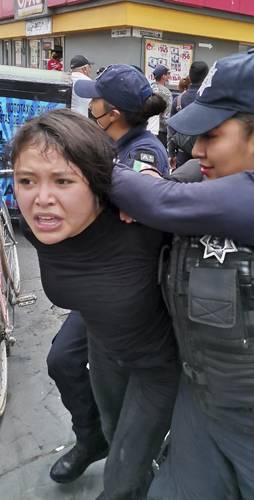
[235,113,254,138]
[104,94,166,127]
[189,61,209,85]
[11,108,114,205]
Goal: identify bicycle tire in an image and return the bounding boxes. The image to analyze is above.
[0,248,13,416]
[0,200,21,297]
[0,228,15,341]
[0,338,7,417]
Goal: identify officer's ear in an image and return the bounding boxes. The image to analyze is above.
[108,108,121,123]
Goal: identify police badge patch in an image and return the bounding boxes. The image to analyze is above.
[200,235,238,264]
[139,152,155,165]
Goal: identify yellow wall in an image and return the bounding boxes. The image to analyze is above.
[0,20,25,38]
[0,2,254,44]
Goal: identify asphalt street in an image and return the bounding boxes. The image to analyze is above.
[0,227,104,500]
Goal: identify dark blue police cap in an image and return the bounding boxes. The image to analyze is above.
[169,50,254,135]
[74,64,152,112]
[153,64,169,79]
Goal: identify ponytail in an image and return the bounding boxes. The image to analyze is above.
[122,94,166,127]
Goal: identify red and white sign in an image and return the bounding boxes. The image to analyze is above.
[145,39,193,87]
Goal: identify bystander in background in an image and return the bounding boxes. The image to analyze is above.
[150,65,172,149]
[70,54,94,117]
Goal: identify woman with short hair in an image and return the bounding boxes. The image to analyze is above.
[13,108,179,500]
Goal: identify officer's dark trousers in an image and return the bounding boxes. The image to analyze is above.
[47,311,100,443]
[88,341,180,500]
[148,375,254,500]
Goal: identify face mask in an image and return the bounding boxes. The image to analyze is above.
[90,110,113,132]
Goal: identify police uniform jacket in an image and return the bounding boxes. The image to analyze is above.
[111,167,254,426]
[116,124,169,176]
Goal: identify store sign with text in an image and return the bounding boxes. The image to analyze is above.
[26,16,52,36]
[15,0,46,19]
[145,39,193,87]
[0,96,65,210]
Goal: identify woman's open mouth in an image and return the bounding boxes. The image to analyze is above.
[34,214,63,231]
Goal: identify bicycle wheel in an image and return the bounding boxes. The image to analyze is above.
[0,200,20,297]
[0,337,7,417]
[0,249,13,416]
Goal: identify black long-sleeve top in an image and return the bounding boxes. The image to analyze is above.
[24,208,176,365]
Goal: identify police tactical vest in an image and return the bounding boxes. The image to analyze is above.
[161,235,254,411]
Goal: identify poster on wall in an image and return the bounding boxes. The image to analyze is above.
[29,39,40,68]
[14,41,22,66]
[0,97,65,210]
[145,39,193,87]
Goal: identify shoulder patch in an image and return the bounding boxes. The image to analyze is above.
[135,151,156,165]
[140,152,155,164]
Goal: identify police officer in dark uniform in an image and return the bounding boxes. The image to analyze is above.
[75,63,169,175]
[48,64,169,484]
[111,51,254,499]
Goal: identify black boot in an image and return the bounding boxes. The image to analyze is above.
[50,433,108,483]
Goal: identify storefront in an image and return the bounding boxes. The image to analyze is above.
[0,0,254,76]
[0,34,64,69]
[0,1,64,69]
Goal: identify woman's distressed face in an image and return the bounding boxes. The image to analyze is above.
[14,144,101,245]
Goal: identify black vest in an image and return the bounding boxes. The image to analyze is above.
[161,235,254,412]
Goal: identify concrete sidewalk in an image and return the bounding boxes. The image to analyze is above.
[0,230,104,500]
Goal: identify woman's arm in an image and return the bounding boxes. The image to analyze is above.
[111,166,254,245]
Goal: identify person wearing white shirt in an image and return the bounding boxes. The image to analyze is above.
[70,55,94,117]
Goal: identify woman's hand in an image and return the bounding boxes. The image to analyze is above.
[120,211,136,223]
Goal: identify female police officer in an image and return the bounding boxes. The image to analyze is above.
[111,50,254,499]
[74,64,169,174]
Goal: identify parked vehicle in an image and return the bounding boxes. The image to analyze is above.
[0,65,72,217]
